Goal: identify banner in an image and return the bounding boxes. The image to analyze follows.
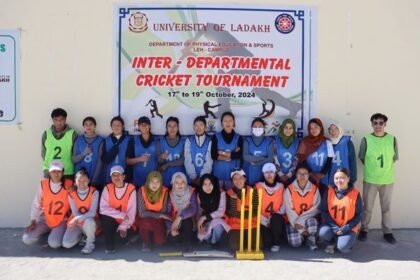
[114,4,316,136]
[0,30,19,124]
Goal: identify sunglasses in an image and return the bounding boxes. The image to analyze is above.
[372,121,385,126]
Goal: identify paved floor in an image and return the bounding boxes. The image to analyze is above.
[0,228,419,280]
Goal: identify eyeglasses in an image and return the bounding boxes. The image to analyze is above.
[297,172,309,176]
[372,121,385,126]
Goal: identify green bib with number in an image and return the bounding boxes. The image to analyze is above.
[43,128,75,175]
[364,133,395,184]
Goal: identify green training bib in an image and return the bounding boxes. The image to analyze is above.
[364,133,395,184]
[43,128,75,175]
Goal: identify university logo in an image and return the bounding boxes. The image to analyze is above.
[129,12,148,33]
[274,14,295,34]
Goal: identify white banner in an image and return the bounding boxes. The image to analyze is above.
[114,4,317,136]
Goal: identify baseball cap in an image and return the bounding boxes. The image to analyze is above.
[230,168,246,179]
[110,165,124,176]
[262,163,277,173]
[49,160,64,172]
[138,116,151,125]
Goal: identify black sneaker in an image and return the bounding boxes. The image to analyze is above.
[383,233,397,244]
[358,230,368,241]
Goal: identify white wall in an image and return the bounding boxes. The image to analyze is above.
[0,0,419,228]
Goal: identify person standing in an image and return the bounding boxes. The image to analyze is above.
[211,112,243,190]
[72,116,104,187]
[243,118,274,186]
[184,116,213,187]
[157,117,186,188]
[274,119,300,186]
[296,118,334,196]
[42,108,77,179]
[358,113,398,244]
[326,120,357,186]
[102,116,131,184]
[127,116,159,188]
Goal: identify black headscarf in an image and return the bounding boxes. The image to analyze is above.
[197,174,221,214]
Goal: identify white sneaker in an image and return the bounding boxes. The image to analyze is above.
[78,237,87,247]
[307,236,318,251]
[270,245,280,252]
[325,244,335,254]
[309,244,318,251]
[81,243,95,254]
[141,243,151,252]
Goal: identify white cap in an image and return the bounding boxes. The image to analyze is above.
[230,168,246,179]
[262,163,277,173]
[49,160,64,172]
[110,165,124,176]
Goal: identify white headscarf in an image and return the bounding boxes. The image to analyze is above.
[326,119,344,145]
[170,172,192,212]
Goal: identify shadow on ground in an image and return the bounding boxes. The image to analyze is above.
[1,228,419,263]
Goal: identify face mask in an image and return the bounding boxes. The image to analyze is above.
[252,127,264,137]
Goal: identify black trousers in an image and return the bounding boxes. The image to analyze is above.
[261,213,285,248]
[101,215,135,251]
[228,228,261,252]
[168,217,195,245]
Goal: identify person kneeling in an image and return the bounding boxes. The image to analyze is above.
[196,174,230,248]
[284,164,320,250]
[255,163,287,253]
[62,169,99,254]
[169,172,198,251]
[319,168,362,254]
[99,166,136,253]
[137,171,172,252]
[22,160,73,249]
[225,169,260,252]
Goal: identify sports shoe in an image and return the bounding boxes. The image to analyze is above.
[270,245,280,252]
[324,244,335,254]
[142,243,152,252]
[125,234,140,246]
[383,233,397,244]
[105,249,115,254]
[358,230,368,241]
[81,243,95,254]
[307,236,318,251]
[183,243,193,253]
[78,237,87,247]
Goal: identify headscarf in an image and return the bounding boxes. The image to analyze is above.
[297,118,327,163]
[197,174,221,214]
[170,172,192,212]
[145,171,163,204]
[278,118,296,148]
[326,119,344,145]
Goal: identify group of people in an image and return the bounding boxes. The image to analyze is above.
[22,108,398,256]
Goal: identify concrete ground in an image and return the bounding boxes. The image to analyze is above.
[0,228,419,280]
